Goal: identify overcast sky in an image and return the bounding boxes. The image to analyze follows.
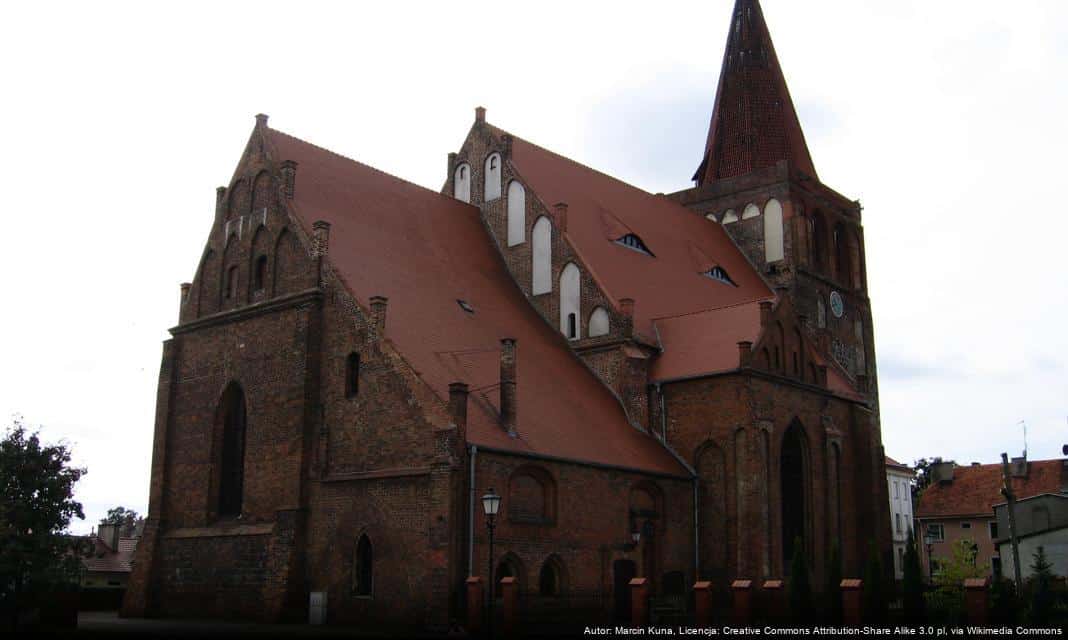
[2,0,1066,534]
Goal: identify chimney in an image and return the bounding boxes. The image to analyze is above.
[448,382,469,433]
[971,462,981,467]
[369,296,388,335]
[500,338,517,437]
[759,300,773,327]
[312,220,331,257]
[737,341,753,368]
[255,113,269,128]
[931,461,955,484]
[280,160,297,199]
[553,202,568,233]
[180,282,191,306]
[619,298,635,338]
[1010,455,1029,478]
[475,106,486,123]
[97,522,119,550]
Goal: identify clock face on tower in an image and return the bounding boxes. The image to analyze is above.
[829,291,844,318]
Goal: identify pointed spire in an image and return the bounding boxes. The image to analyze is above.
[694,0,817,185]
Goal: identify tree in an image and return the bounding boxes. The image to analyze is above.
[824,542,842,624]
[0,418,87,631]
[1026,546,1054,625]
[863,541,888,622]
[788,537,812,622]
[924,537,988,623]
[902,527,926,623]
[911,457,943,501]
[103,506,140,536]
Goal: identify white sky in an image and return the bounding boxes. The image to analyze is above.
[1,0,1066,534]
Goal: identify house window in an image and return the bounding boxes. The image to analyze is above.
[508,466,556,524]
[961,522,971,530]
[989,521,999,539]
[895,513,902,533]
[898,548,905,573]
[345,353,360,398]
[253,255,267,292]
[353,534,373,597]
[930,558,943,575]
[927,523,944,542]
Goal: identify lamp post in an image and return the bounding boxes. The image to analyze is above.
[482,488,501,639]
[923,532,935,583]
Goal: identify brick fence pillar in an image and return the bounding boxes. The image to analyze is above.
[762,579,784,621]
[629,577,649,626]
[964,578,989,625]
[694,581,713,626]
[841,579,862,625]
[500,576,518,636]
[465,577,482,635]
[731,580,752,623]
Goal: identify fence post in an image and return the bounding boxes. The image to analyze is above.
[465,576,483,635]
[731,580,753,623]
[841,579,863,625]
[500,576,517,636]
[629,577,649,626]
[964,577,989,625]
[694,581,713,626]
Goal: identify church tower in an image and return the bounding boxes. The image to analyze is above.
[670,0,874,391]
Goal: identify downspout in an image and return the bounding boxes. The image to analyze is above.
[468,445,477,576]
[658,381,700,579]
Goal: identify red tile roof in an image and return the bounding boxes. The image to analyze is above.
[83,537,138,574]
[886,455,911,471]
[695,0,816,185]
[266,129,686,477]
[916,459,1066,519]
[496,130,774,379]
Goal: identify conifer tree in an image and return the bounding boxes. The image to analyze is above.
[902,527,926,622]
[1027,546,1054,625]
[863,541,888,623]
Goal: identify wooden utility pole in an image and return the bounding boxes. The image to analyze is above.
[1000,453,1023,585]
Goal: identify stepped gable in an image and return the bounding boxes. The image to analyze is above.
[495,128,773,342]
[266,128,684,476]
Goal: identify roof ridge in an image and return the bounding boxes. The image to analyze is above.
[267,127,479,211]
[488,123,673,199]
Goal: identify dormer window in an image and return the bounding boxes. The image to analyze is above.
[614,234,653,256]
[702,266,736,286]
[457,299,475,314]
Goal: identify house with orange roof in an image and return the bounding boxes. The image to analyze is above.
[915,456,1067,581]
[123,0,890,630]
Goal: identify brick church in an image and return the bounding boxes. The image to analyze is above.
[123,0,890,629]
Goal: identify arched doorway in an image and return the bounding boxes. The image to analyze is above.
[780,420,809,572]
[612,559,636,621]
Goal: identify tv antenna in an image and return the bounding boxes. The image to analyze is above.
[1019,420,1027,458]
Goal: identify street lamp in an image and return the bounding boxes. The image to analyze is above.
[482,488,502,639]
[923,532,935,583]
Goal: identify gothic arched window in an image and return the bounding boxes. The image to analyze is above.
[589,307,610,337]
[353,534,373,596]
[345,353,360,398]
[764,199,784,262]
[484,153,502,201]
[253,255,267,292]
[454,163,471,203]
[507,181,526,246]
[532,216,552,295]
[217,382,247,518]
[559,263,581,340]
